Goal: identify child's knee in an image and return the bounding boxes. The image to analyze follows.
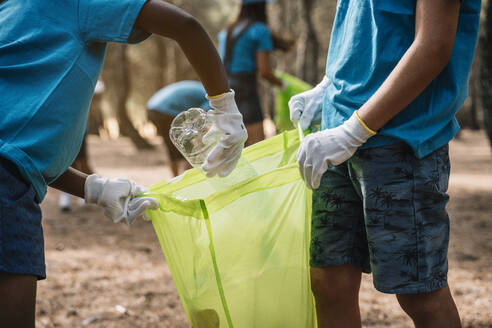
[310,265,360,304]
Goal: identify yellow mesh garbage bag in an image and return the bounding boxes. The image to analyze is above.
[147,130,316,328]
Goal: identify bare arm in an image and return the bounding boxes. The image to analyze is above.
[134,0,229,96]
[357,0,461,131]
[51,2,232,198]
[257,51,283,87]
[49,167,88,198]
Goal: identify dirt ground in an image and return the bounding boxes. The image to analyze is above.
[36,129,492,328]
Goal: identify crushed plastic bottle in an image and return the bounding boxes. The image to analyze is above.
[170,108,223,168]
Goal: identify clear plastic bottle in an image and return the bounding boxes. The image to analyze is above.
[170,108,224,168]
[170,108,258,187]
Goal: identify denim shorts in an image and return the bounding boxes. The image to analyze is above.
[0,157,45,279]
[311,143,450,294]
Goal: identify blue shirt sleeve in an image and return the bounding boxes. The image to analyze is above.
[252,23,273,52]
[78,0,150,43]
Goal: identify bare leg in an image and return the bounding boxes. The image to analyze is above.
[397,285,461,328]
[245,121,265,147]
[170,159,180,177]
[149,111,191,176]
[0,272,37,328]
[177,159,192,175]
[311,264,363,328]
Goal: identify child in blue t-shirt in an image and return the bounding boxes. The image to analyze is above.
[0,0,247,326]
[217,0,293,146]
[289,0,480,327]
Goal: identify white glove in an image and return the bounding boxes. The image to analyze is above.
[203,90,248,178]
[84,174,159,225]
[297,111,376,189]
[288,76,330,131]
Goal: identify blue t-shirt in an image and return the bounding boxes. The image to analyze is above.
[218,22,273,74]
[147,80,210,116]
[323,0,481,158]
[0,0,150,202]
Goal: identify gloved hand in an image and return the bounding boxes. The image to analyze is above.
[84,174,159,225]
[203,90,248,178]
[288,76,330,131]
[297,111,376,189]
[275,80,289,92]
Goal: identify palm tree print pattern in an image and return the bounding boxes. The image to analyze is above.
[310,142,451,294]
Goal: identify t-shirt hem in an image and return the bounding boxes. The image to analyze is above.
[360,127,458,159]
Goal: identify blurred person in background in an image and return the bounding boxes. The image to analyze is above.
[218,0,293,146]
[147,80,211,176]
[59,80,104,211]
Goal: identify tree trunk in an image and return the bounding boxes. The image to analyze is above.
[166,43,177,84]
[297,0,320,85]
[156,38,168,88]
[457,55,481,132]
[114,43,154,149]
[480,0,492,149]
[469,64,480,130]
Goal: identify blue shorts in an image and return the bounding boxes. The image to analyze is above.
[0,157,45,279]
[311,143,450,294]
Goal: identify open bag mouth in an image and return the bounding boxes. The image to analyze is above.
[145,129,317,328]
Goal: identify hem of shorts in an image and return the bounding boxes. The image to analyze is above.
[0,264,46,280]
[310,256,371,274]
[374,279,448,295]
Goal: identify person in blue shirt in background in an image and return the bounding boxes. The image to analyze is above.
[218,0,293,146]
[289,0,480,327]
[0,1,247,326]
[147,80,211,176]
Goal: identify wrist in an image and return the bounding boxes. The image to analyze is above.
[278,80,288,91]
[207,91,230,100]
[343,112,376,145]
[206,90,236,112]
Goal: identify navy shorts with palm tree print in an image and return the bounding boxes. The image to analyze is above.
[311,142,451,294]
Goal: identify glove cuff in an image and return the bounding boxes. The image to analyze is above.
[84,174,106,204]
[344,112,376,145]
[354,111,377,136]
[206,90,236,113]
[317,75,330,90]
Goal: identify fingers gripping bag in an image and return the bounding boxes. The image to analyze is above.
[146,129,316,328]
[274,72,313,132]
